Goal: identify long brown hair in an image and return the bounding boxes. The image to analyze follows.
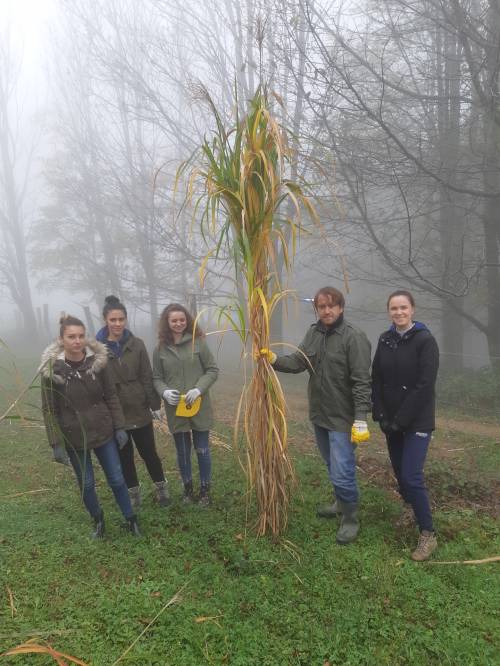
[158,303,203,347]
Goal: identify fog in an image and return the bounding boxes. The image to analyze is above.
[1,0,499,373]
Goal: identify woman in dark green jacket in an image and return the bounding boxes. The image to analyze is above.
[153,303,219,506]
[96,296,169,509]
[41,314,139,537]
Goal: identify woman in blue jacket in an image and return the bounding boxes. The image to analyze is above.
[372,290,439,561]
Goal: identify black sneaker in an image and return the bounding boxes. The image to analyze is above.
[183,480,194,504]
[198,483,211,507]
[92,510,105,539]
[127,515,141,537]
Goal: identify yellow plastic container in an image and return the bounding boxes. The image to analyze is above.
[175,395,202,417]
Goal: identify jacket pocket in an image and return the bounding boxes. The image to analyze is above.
[382,385,407,416]
[325,351,346,378]
[120,380,147,412]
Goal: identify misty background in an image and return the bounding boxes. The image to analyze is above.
[1,0,499,391]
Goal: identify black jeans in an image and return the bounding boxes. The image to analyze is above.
[118,422,165,488]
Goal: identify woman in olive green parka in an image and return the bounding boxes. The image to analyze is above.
[97,296,168,509]
[153,303,218,505]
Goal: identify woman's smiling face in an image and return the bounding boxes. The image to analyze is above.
[388,295,414,329]
[168,310,187,336]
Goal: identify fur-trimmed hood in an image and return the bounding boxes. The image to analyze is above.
[39,339,108,385]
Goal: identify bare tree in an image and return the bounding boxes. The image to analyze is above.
[295,0,500,368]
[0,26,38,338]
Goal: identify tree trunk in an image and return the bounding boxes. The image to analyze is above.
[436,26,464,371]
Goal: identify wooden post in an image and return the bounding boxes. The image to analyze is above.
[83,306,96,337]
[43,304,50,335]
[188,293,198,318]
[15,310,22,335]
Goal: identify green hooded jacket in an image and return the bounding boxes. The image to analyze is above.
[273,318,372,432]
[103,333,161,430]
[152,334,219,433]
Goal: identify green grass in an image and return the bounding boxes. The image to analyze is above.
[0,358,499,665]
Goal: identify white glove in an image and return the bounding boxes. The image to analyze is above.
[353,420,368,433]
[185,388,201,406]
[151,409,162,420]
[163,389,180,406]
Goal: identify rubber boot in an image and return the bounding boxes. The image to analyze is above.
[336,500,359,545]
[182,480,194,504]
[154,480,170,507]
[128,485,141,512]
[92,509,105,539]
[316,497,340,518]
[127,515,141,537]
[198,482,211,507]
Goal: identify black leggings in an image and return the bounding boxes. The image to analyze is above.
[118,422,165,488]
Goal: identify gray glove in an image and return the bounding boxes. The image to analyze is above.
[115,429,129,449]
[185,388,201,406]
[163,389,180,406]
[53,444,70,466]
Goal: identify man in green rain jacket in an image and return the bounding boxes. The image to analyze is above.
[263,287,371,544]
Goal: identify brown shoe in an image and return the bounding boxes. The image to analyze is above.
[411,531,437,561]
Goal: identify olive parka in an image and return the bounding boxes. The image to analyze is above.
[96,328,161,430]
[152,333,219,433]
[40,340,125,451]
[273,318,372,432]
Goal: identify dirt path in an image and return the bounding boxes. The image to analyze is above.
[436,416,499,439]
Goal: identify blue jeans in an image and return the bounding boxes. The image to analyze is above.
[172,430,211,485]
[67,438,134,520]
[386,431,433,532]
[314,425,359,503]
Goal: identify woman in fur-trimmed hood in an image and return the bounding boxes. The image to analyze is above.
[40,314,140,538]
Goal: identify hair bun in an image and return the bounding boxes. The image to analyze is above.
[104,295,121,306]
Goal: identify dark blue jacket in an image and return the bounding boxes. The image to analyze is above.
[371,322,439,432]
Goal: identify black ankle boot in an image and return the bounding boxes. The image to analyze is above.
[92,510,105,539]
[127,515,141,537]
[183,480,194,504]
[198,482,211,507]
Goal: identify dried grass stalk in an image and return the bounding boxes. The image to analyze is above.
[1,639,88,665]
[178,86,316,536]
